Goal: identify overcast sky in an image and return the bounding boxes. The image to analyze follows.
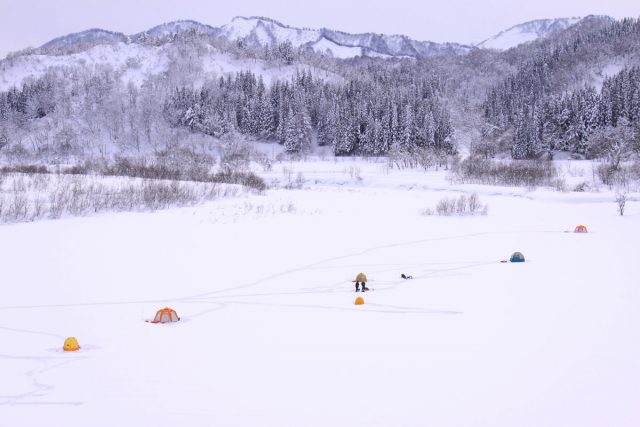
[0,0,638,58]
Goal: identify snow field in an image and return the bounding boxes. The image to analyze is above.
[0,159,639,426]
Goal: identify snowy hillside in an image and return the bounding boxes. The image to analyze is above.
[219,17,321,48]
[590,61,626,90]
[131,20,218,42]
[39,28,128,51]
[309,37,365,59]
[0,43,166,91]
[215,16,473,58]
[1,158,638,426]
[0,41,338,91]
[477,17,583,50]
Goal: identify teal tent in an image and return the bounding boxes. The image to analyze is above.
[510,252,525,262]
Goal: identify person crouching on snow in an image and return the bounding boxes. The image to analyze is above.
[355,272,369,292]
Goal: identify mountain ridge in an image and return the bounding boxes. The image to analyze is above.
[29,15,605,60]
[476,15,613,50]
[40,28,129,50]
[34,16,475,59]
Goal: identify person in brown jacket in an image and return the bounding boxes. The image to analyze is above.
[354,272,369,292]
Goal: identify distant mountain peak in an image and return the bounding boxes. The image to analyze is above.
[477,17,584,50]
[220,16,472,58]
[232,16,287,27]
[130,20,218,42]
[35,15,474,59]
[40,28,128,51]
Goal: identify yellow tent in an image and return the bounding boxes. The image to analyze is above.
[355,272,367,282]
[63,337,80,352]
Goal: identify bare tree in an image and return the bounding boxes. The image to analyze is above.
[588,120,636,170]
[220,131,251,173]
[615,192,628,216]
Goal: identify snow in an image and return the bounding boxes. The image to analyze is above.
[251,23,275,46]
[133,20,217,40]
[0,43,168,91]
[311,38,363,59]
[220,17,320,47]
[601,62,625,78]
[384,35,409,54]
[478,17,582,50]
[0,42,341,91]
[591,62,626,90]
[1,158,639,426]
[478,27,540,50]
[40,29,127,51]
[199,48,342,85]
[219,17,264,42]
[365,50,396,59]
[218,17,470,59]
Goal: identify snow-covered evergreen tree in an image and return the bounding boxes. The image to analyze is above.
[284,102,312,153]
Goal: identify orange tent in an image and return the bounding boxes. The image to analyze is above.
[354,296,365,305]
[574,225,588,233]
[150,307,180,323]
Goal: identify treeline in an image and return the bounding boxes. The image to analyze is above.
[0,58,454,159]
[1,16,640,163]
[483,17,640,159]
[485,65,640,159]
[163,69,455,156]
[0,79,57,122]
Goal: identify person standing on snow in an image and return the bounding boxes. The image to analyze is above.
[354,272,369,292]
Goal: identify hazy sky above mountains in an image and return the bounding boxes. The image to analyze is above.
[0,0,638,58]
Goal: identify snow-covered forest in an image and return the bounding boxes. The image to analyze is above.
[483,18,640,159]
[0,15,638,165]
[163,69,453,155]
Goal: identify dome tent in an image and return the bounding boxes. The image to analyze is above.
[354,296,365,305]
[63,337,80,351]
[355,272,367,282]
[510,252,525,263]
[574,225,588,233]
[150,307,180,323]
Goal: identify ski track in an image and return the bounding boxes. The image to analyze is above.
[0,354,85,406]
[0,227,564,407]
[211,300,461,315]
[180,229,558,300]
[0,325,65,339]
[0,229,544,311]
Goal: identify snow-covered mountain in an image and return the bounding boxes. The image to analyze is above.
[39,28,128,51]
[33,16,473,60]
[476,17,584,50]
[130,20,218,42]
[0,41,343,92]
[19,15,623,60]
[218,16,473,58]
[218,17,320,48]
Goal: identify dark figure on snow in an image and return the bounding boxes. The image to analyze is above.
[354,272,369,292]
[401,273,413,279]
